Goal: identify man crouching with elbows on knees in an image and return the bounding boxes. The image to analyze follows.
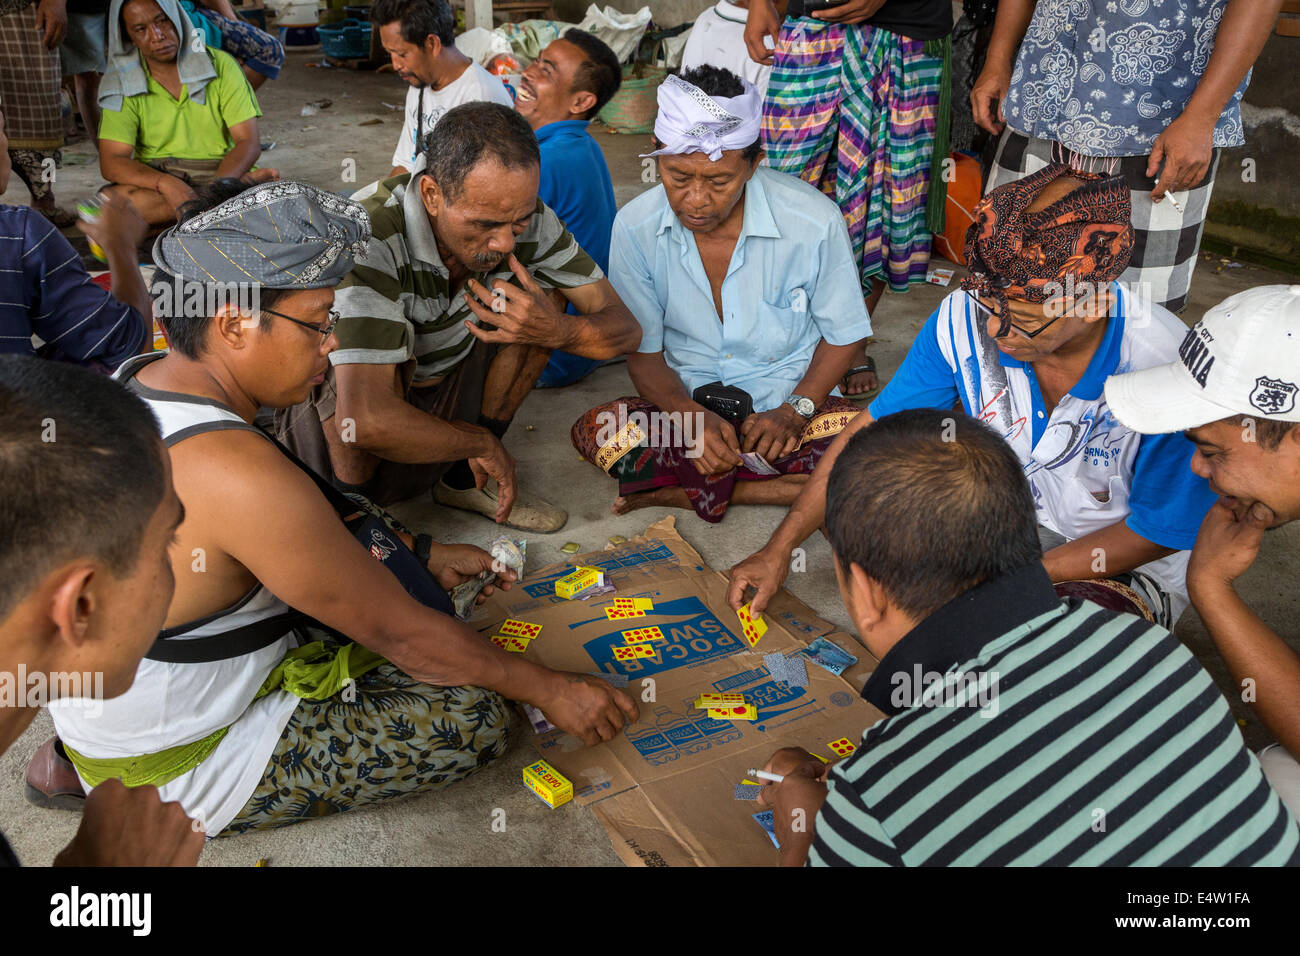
[279,102,641,534]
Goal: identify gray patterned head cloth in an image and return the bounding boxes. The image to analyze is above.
[152,181,371,289]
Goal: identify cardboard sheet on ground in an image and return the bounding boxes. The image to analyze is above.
[473,517,884,866]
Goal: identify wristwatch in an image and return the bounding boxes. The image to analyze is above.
[414,533,434,566]
[784,394,815,421]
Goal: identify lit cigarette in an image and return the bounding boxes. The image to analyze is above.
[1155,181,1184,213]
[748,768,784,783]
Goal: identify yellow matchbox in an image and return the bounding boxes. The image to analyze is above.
[555,566,604,600]
[523,759,573,809]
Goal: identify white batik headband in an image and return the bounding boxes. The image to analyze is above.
[641,74,763,162]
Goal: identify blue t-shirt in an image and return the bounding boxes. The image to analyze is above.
[535,120,618,387]
[535,120,617,273]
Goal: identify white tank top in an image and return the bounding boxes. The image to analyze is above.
[48,353,301,836]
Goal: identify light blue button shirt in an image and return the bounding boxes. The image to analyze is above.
[608,166,871,414]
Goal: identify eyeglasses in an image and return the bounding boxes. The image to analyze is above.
[965,291,1068,341]
[260,308,340,344]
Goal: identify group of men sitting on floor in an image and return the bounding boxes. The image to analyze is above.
[2,0,1300,867]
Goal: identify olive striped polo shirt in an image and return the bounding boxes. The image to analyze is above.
[810,565,1300,867]
[332,157,603,383]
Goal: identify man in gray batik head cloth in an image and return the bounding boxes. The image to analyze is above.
[35,179,639,835]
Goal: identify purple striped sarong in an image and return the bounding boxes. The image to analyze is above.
[763,19,942,292]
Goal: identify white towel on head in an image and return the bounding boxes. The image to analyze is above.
[99,0,218,112]
[641,73,762,162]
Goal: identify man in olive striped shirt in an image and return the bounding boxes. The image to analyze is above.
[278,102,641,530]
[756,409,1300,866]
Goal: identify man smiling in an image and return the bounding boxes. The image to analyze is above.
[372,0,513,178]
[515,29,623,388]
[729,164,1217,626]
[1105,285,1300,819]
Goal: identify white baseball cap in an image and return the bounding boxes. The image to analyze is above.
[1105,285,1300,434]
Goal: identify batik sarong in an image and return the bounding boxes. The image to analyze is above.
[220,627,510,835]
[571,396,859,523]
[191,6,284,80]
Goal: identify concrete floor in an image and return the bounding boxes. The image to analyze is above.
[3,49,1298,866]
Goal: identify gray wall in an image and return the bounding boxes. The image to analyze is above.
[554,0,713,28]
[1205,28,1300,270]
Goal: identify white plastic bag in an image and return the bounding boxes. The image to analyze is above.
[575,4,652,63]
[657,31,689,70]
[455,26,513,66]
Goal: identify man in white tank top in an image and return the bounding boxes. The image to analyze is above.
[40,180,638,838]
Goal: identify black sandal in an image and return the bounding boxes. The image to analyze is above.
[842,356,877,394]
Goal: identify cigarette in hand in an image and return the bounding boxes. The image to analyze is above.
[1155,180,1184,213]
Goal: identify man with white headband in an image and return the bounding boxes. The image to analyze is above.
[571,66,870,523]
[1105,285,1300,820]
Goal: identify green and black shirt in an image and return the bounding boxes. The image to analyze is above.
[811,564,1300,867]
[332,160,604,384]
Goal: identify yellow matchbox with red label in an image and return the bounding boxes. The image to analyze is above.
[522,759,573,809]
[555,566,604,600]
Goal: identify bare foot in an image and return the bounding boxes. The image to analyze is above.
[612,488,692,514]
[244,168,280,184]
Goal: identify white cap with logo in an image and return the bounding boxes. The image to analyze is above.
[1105,285,1300,434]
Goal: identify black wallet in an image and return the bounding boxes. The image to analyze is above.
[692,382,754,425]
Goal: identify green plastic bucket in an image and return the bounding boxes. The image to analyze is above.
[598,65,666,135]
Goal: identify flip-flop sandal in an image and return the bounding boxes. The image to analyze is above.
[24,737,86,812]
[842,357,881,401]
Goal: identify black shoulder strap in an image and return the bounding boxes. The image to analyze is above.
[259,425,370,523]
[145,423,343,664]
[145,424,444,664]
[147,612,304,664]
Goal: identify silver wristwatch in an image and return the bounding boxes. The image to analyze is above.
[785,394,815,420]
